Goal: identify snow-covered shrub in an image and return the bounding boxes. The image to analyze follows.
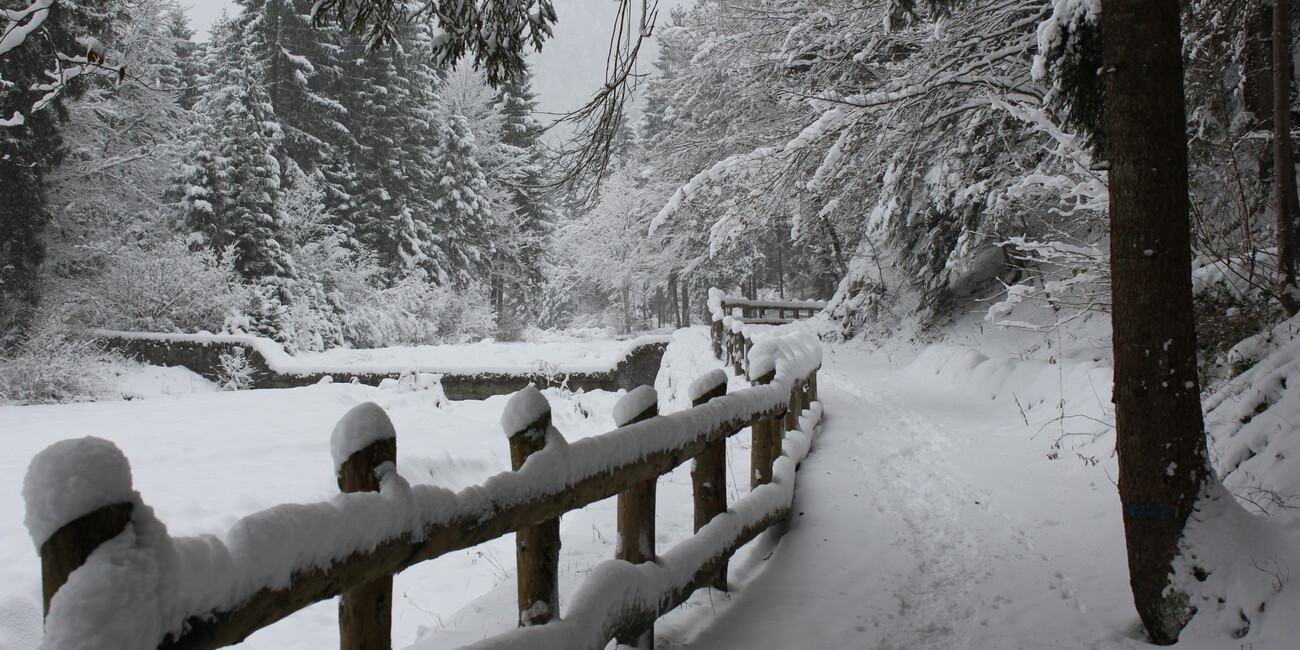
[68,238,248,333]
[1192,252,1284,385]
[215,348,255,391]
[983,236,1109,332]
[342,278,496,348]
[0,310,121,404]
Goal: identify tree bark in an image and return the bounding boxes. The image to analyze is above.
[1274,0,1300,316]
[681,274,691,326]
[1101,0,1211,643]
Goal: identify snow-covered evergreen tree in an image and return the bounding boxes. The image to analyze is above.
[176,13,294,282]
[237,0,348,175]
[428,112,492,286]
[0,0,112,342]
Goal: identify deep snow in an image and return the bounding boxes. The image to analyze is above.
[6,320,1300,649]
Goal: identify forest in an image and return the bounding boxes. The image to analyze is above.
[0,0,1287,401]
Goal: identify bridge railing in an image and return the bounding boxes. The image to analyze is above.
[709,289,826,373]
[26,332,822,650]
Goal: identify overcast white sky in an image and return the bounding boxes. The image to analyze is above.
[182,1,685,125]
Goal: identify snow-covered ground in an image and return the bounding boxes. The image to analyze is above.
[6,320,1300,649]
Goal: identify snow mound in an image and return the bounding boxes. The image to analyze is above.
[502,386,550,436]
[329,402,397,473]
[613,386,658,427]
[24,437,135,548]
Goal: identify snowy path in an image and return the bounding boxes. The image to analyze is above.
[660,344,1145,650]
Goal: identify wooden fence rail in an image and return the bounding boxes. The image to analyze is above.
[26,329,822,650]
[709,290,827,372]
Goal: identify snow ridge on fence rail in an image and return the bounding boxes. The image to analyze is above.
[24,330,823,650]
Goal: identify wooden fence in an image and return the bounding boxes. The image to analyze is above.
[710,291,827,374]
[27,331,823,650]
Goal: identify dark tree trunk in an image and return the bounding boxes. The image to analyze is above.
[1102,0,1211,644]
[776,226,785,300]
[1246,6,1274,130]
[668,272,678,328]
[1274,0,1300,316]
[680,274,690,326]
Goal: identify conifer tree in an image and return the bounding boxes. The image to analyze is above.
[177,14,293,281]
[0,0,111,341]
[237,0,348,174]
[428,113,492,286]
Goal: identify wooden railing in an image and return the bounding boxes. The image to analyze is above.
[26,332,823,650]
[709,290,826,374]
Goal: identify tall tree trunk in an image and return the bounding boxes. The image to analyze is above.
[1101,0,1210,644]
[681,274,690,326]
[776,226,785,300]
[1275,0,1300,316]
[669,272,680,328]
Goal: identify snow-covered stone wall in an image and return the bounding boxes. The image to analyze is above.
[97,331,669,399]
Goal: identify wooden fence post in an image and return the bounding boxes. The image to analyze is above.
[710,319,724,360]
[40,503,134,617]
[730,332,745,375]
[785,380,803,432]
[504,388,561,627]
[750,367,782,489]
[690,370,729,591]
[613,386,659,649]
[335,404,398,650]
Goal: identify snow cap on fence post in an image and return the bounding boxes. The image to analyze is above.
[747,353,777,385]
[23,437,139,617]
[502,386,551,440]
[330,402,397,474]
[24,437,135,550]
[613,385,659,428]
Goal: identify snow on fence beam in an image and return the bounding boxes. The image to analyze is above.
[452,402,825,650]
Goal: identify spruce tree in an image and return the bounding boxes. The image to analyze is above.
[428,113,491,286]
[177,14,293,282]
[491,69,553,324]
[238,0,348,174]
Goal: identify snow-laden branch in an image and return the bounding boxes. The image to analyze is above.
[0,0,54,58]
